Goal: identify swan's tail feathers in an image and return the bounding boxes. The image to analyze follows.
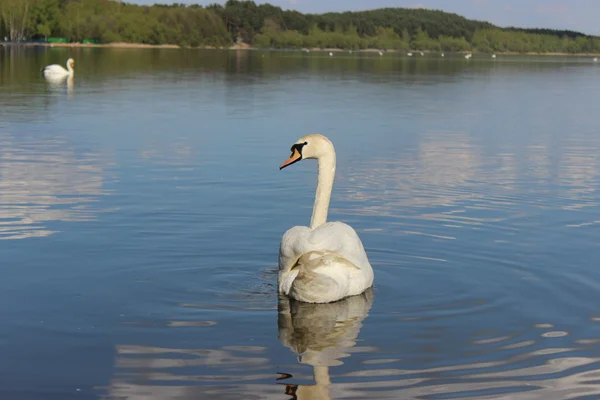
[296,250,359,271]
[286,251,357,303]
[289,269,341,303]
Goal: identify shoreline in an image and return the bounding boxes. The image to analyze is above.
[2,41,599,57]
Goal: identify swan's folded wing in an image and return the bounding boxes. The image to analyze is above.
[279,222,370,272]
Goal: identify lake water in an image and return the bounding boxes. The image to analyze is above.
[1,46,600,400]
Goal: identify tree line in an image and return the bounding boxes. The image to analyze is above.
[2,0,600,54]
[0,0,231,46]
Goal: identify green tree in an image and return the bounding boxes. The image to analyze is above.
[412,27,439,51]
[1,0,36,40]
[36,22,50,38]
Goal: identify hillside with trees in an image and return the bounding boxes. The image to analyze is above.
[2,0,600,54]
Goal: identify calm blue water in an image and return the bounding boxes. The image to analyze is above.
[1,47,600,399]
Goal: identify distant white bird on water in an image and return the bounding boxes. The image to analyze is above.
[378,51,383,56]
[441,53,445,57]
[42,58,74,80]
[420,52,424,56]
[407,52,413,56]
[594,57,598,62]
[329,52,333,57]
[465,53,472,59]
[492,54,497,58]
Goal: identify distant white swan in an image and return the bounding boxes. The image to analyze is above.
[492,54,497,58]
[594,57,598,62]
[407,52,413,56]
[441,53,445,57]
[42,58,74,80]
[278,134,374,303]
[329,52,333,56]
[378,51,383,56]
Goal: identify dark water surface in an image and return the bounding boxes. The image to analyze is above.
[1,46,600,399]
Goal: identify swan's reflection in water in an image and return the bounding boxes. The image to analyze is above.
[277,289,373,400]
[45,75,74,99]
[102,292,373,399]
[103,306,600,399]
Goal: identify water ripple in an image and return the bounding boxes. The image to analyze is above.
[0,133,112,239]
[101,289,600,400]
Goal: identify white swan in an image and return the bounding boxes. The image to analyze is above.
[278,134,374,303]
[42,58,74,80]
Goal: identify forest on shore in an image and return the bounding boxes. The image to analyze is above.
[2,0,600,54]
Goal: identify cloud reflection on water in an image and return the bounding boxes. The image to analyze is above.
[103,290,374,400]
[335,130,600,234]
[0,133,109,239]
[101,289,600,400]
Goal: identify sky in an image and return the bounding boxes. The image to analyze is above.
[138,0,600,36]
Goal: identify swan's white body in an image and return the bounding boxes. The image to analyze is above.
[278,134,374,303]
[43,58,74,80]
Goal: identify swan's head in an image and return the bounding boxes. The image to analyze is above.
[67,58,75,68]
[280,134,334,170]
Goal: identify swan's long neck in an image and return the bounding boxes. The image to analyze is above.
[66,62,73,75]
[314,366,331,386]
[310,149,335,229]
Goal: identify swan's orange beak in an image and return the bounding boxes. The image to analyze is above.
[280,148,302,170]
